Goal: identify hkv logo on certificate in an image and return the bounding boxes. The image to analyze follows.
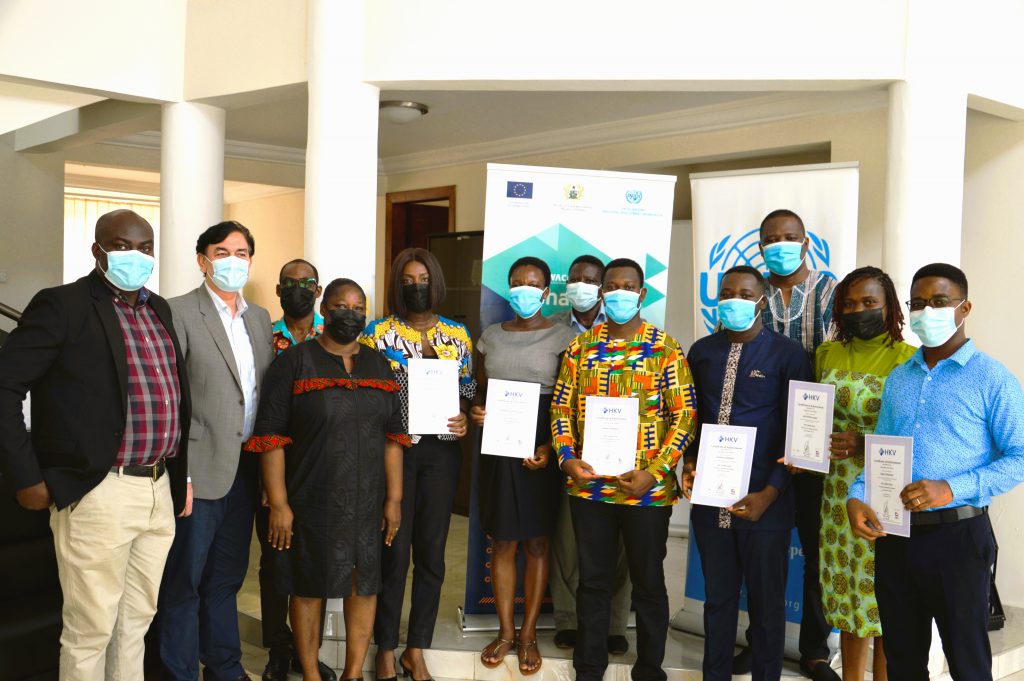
[784,380,836,474]
[865,434,913,537]
[581,396,640,476]
[690,424,757,508]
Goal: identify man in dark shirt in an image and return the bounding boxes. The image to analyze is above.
[683,265,812,681]
[0,209,191,681]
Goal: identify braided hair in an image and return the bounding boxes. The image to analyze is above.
[830,266,904,346]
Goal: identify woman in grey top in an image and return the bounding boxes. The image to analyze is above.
[470,256,575,676]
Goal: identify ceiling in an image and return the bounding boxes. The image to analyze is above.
[224,88,760,158]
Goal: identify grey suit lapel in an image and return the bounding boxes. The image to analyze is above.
[241,306,268,393]
[197,286,243,390]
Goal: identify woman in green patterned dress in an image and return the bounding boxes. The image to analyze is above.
[816,267,915,681]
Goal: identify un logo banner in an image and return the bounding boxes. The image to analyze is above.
[698,229,834,334]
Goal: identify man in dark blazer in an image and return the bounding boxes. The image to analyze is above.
[156,221,273,681]
[0,209,191,681]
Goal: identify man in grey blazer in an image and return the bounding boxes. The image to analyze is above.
[157,221,274,681]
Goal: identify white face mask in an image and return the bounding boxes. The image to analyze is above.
[566,282,600,312]
[909,303,964,347]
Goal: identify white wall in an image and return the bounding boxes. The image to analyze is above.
[0,133,65,331]
[0,0,186,101]
[363,0,906,86]
[962,110,1024,607]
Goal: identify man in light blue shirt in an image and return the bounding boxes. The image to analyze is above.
[848,263,1024,681]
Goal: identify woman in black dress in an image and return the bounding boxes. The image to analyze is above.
[246,279,408,681]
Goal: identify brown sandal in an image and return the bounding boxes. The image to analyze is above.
[517,639,542,676]
[481,637,515,668]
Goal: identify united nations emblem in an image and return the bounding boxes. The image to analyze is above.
[563,183,584,201]
[625,189,643,204]
[698,228,834,333]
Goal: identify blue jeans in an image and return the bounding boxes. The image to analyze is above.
[157,461,258,681]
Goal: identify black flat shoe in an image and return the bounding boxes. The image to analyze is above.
[291,658,337,681]
[732,647,752,675]
[800,659,842,681]
[553,629,577,649]
[607,635,629,656]
[263,654,290,681]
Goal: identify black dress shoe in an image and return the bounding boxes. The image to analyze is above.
[732,647,753,674]
[800,659,842,681]
[263,654,291,681]
[606,635,629,655]
[553,629,577,649]
[290,657,338,681]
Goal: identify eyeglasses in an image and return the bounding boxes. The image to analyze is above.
[905,296,965,312]
[281,277,318,291]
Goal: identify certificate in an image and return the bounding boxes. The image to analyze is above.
[784,380,836,474]
[480,379,541,459]
[865,434,913,537]
[690,424,757,508]
[581,396,639,476]
[407,357,460,435]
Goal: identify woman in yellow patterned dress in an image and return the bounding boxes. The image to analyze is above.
[816,267,915,681]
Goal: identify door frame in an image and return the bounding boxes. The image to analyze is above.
[384,185,457,284]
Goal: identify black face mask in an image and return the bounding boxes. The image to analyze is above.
[402,283,432,314]
[280,286,315,319]
[842,308,887,340]
[325,308,366,344]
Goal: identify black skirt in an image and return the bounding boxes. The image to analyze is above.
[477,393,563,541]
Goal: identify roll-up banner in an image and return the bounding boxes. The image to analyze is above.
[462,163,676,628]
[672,162,858,658]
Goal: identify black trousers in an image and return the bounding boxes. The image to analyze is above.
[570,496,671,681]
[692,520,789,681]
[374,436,461,650]
[254,503,328,657]
[792,474,831,662]
[875,513,994,681]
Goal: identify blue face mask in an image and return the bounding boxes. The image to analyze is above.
[762,241,805,276]
[603,289,642,324]
[909,303,964,347]
[566,282,600,312]
[718,297,763,332]
[205,255,250,292]
[99,247,154,292]
[508,285,545,319]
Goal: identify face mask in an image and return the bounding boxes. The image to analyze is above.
[205,255,250,292]
[402,283,431,314]
[566,282,600,312]
[603,290,641,325]
[718,297,763,332]
[842,308,887,340]
[509,285,545,319]
[762,241,805,276]
[280,286,315,319]
[325,307,366,344]
[909,303,964,348]
[98,247,154,292]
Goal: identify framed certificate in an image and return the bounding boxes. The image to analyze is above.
[784,380,836,474]
[865,434,913,537]
[690,424,757,508]
[480,379,541,459]
[407,357,460,435]
[581,396,640,476]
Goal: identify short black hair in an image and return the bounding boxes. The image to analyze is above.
[388,247,446,316]
[722,265,766,292]
[759,209,805,238]
[508,256,551,287]
[279,258,320,283]
[196,220,255,256]
[323,277,365,302]
[603,258,645,287]
[912,263,968,298]
[569,254,605,275]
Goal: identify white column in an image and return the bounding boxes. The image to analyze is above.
[160,102,225,297]
[881,82,968,302]
[304,0,380,306]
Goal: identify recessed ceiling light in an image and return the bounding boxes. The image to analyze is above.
[379,100,429,124]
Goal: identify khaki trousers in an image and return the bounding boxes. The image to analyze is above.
[49,471,176,681]
[549,492,632,635]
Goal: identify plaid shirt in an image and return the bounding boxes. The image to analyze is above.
[111,288,181,466]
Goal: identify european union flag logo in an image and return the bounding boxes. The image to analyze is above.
[506,181,533,199]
